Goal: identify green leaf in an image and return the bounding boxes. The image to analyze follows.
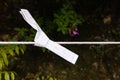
[36,77,40,80]
[20,48,24,54]
[54,78,57,80]
[0,72,2,80]
[11,72,15,80]
[47,75,50,79]
[15,46,19,55]
[49,77,53,80]
[42,48,46,53]
[20,45,26,54]
[1,51,8,66]
[0,59,3,70]
[41,76,45,80]
[8,49,14,56]
[4,72,10,80]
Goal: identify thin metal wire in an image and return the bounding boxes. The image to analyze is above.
[0,42,34,44]
[57,42,120,44]
[0,41,120,44]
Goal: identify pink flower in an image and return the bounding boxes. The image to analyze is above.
[69,27,79,36]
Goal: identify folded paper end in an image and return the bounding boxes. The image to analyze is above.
[70,54,79,64]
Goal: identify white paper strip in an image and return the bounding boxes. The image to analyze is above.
[19,9,79,64]
[47,40,78,64]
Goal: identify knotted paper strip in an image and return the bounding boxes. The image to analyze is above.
[19,9,79,64]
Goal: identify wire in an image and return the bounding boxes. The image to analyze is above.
[0,41,120,45]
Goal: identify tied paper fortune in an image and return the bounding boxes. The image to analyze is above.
[19,9,79,64]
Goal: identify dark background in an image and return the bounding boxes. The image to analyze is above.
[0,0,120,80]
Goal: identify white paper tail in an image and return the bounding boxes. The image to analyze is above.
[46,40,79,64]
[20,9,41,31]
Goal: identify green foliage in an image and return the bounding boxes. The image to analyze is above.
[15,27,51,53]
[10,72,15,80]
[54,3,84,34]
[0,40,26,80]
[34,76,57,80]
[35,75,57,80]
[4,72,10,80]
[14,27,35,41]
[0,45,20,69]
[23,72,57,80]
[108,27,120,40]
[0,71,15,80]
[14,28,28,37]
[0,45,26,80]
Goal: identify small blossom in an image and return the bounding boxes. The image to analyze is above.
[69,27,79,36]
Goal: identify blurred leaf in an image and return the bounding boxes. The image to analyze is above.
[4,72,10,80]
[8,49,14,56]
[47,75,50,79]
[41,76,45,80]
[49,77,53,80]
[36,77,40,80]
[14,28,28,37]
[0,59,3,70]
[1,51,8,66]
[0,72,2,80]
[21,45,26,54]
[15,46,19,55]
[20,48,24,54]
[42,48,46,53]
[11,72,15,80]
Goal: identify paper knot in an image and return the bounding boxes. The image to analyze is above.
[34,32,50,48]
